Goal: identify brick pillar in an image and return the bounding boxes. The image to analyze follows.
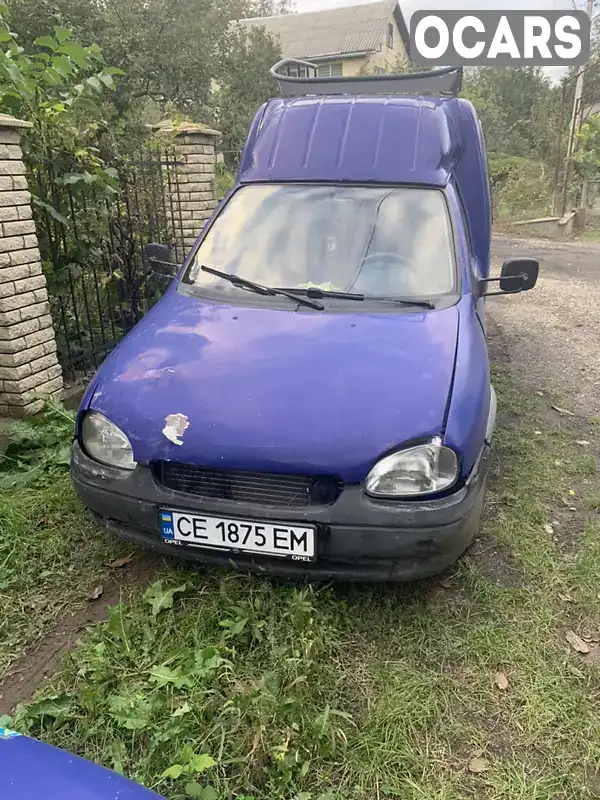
[155,121,220,253]
[0,114,63,417]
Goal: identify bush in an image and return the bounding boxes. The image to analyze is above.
[489,154,553,222]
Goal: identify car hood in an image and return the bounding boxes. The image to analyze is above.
[87,291,459,482]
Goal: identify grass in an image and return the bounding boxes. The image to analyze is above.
[577,229,600,243]
[0,405,138,680]
[0,477,129,678]
[1,367,600,800]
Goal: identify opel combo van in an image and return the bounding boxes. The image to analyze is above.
[71,64,538,581]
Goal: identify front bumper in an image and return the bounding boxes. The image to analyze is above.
[71,442,490,582]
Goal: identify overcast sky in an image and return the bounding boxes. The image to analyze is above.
[294,0,585,16]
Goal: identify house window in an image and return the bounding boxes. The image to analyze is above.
[387,23,394,49]
[317,62,343,77]
[282,64,313,78]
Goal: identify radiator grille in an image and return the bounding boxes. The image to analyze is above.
[155,463,343,507]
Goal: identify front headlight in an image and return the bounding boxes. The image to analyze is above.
[366,438,458,498]
[81,411,137,471]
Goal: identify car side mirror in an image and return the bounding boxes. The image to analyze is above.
[500,258,539,292]
[479,257,539,298]
[142,243,176,276]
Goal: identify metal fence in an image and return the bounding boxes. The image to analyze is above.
[31,143,187,384]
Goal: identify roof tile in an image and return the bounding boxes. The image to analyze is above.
[236,0,399,60]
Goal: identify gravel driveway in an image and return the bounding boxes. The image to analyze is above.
[490,235,600,419]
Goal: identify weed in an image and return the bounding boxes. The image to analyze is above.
[0,401,74,489]
[0,404,135,680]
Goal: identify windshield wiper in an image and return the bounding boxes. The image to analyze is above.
[363,297,436,310]
[285,287,435,310]
[283,287,364,301]
[200,266,324,311]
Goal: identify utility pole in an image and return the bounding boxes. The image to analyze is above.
[562,0,595,216]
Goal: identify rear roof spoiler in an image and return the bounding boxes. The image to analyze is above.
[270,60,463,98]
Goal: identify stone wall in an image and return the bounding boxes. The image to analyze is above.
[155,121,220,253]
[0,115,63,417]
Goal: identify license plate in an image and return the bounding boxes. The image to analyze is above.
[159,510,316,561]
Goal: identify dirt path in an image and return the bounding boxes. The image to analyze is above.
[490,235,600,419]
[0,552,161,716]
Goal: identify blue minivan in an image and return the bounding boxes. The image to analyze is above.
[71,64,538,582]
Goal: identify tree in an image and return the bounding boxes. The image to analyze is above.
[213,24,281,167]
[0,5,121,175]
[5,0,291,123]
[574,116,600,179]
[463,67,561,165]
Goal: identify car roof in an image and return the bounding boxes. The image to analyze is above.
[240,94,466,187]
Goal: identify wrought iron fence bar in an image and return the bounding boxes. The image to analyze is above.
[45,147,69,253]
[79,272,98,370]
[99,241,119,345]
[67,268,87,375]
[122,175,142,325]
[57,295,75,383]
[59,340,121,369]
[138,144,154,244]
[35,167,60,269]
[91,262,108,354]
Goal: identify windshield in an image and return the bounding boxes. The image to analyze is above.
[184,184,456,300]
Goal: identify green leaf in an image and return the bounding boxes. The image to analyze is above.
[3,61,22,84]
[99,73,114,89]
[55,444,71,465]
[185,782,205,799]
[149,665,190,688]
[58,173,83,185]
[143,581,187,616]
[52,54,75,78]
[189,754,216,774]
[107,603,132,644]
[71,96,101,113]
[108,694,153,730]
[54,26,72,44]
[199,788,219,800]
[32,198,69,226]
[59,41,89,70]
[22,694,71,723]
[34,35,58,51]
[181,744,195,763]
[86,75,101,91]
[104,66,126,76]
[161,764,185,780]
[0,28,13,42]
